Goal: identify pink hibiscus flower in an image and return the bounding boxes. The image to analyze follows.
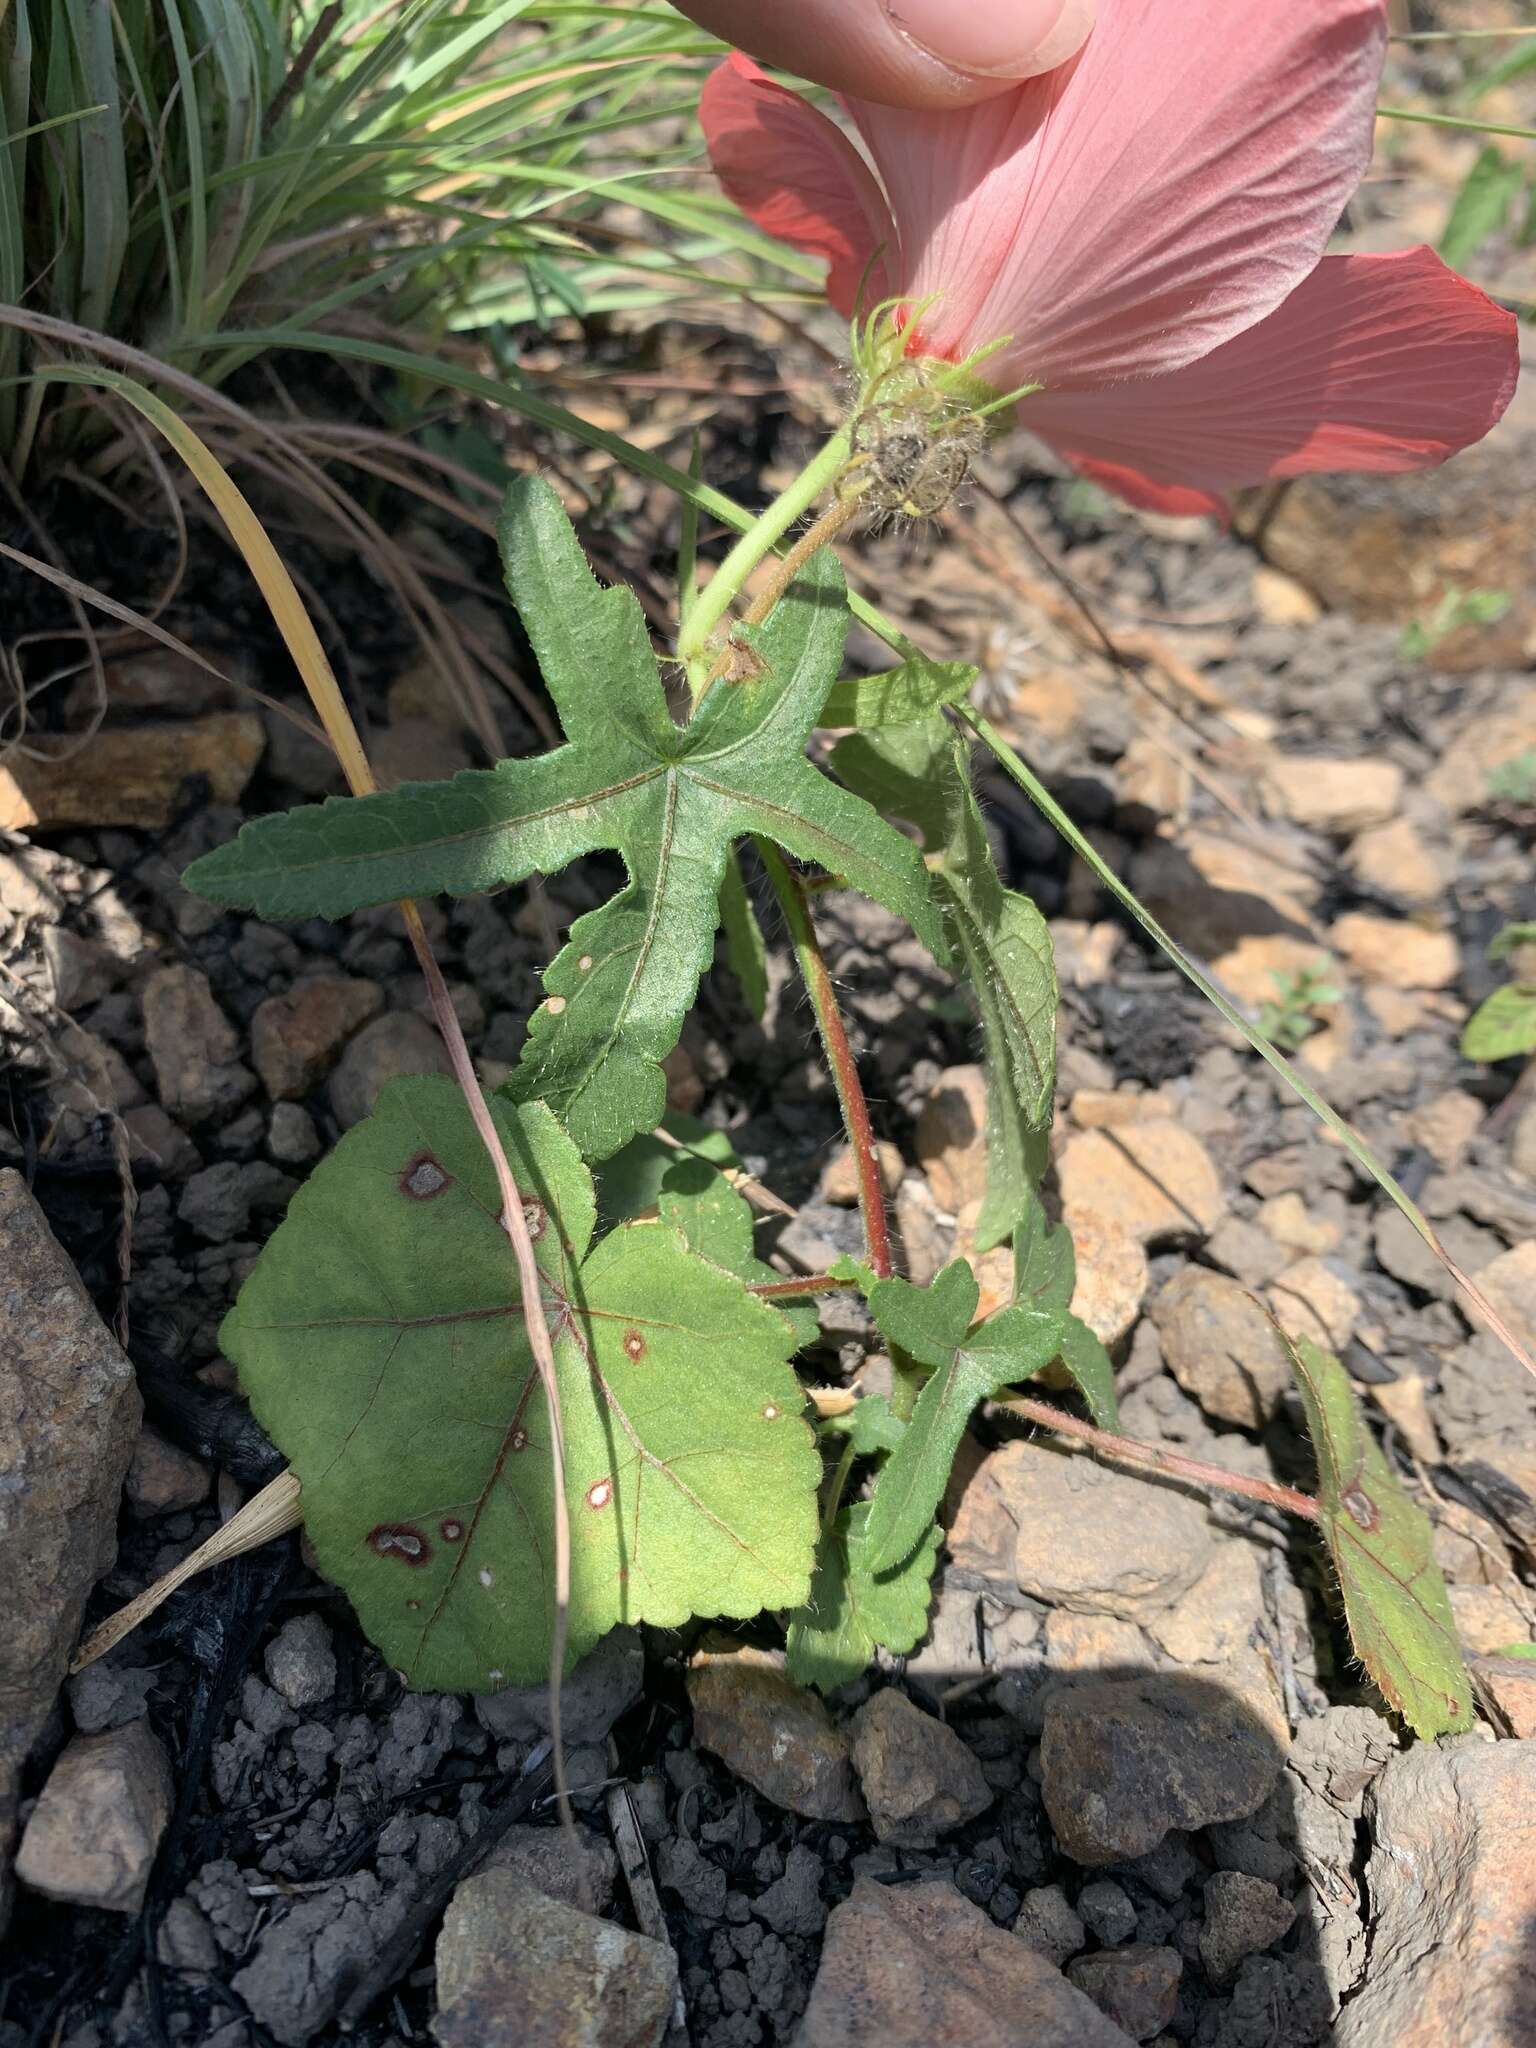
[699,0,1519,517]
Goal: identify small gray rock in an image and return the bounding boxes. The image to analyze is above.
[434,1868,677,2048]
[657,1835,727,1921]
[848,1688,993,1846]
[264,1614,337,1710]
[67,1662,156,1735]
[328,1012,451,1129]
[476,1627,642,1748]
[16,1720,173,1913]
[1041,1676,1286,1865]
[1199,1870,1296,1983]
[268,1101,321,1166]
[1078,1880,1138,1947]
[482,1822,616,1917]
[1068,1945,1181,2042]
[1014,1884,1086,1967]
[141,965,256,1124]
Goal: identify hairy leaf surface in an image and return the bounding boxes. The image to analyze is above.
[833,718,1056,1247]
[1285,1332,1473,1738]
[786,1504,941,1695]
[861,1260,1062,1574]
[819,655,975,730]
[222,1076,820,1693]
[187,478,941,1156]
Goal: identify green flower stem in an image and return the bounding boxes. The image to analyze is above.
[677,427,852,677]
[749,1272,859,1299]
[755,838,894,1283]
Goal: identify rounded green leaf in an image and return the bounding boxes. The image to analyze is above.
[223,1076,819,1692]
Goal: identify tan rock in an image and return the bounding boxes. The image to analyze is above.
[818,1140,904,1207]
[1212,935,1338,1011]
[661,1042,702,1115]
[124,1426,209,1516]
[1471,1240,1536,1358]
[1405,1088,1484,1171]
[1007,1442,1214,1620]
[797,1877,1140,2048]
[1266,1257,1361,1354]
[1256,1192,1341,1258]
[1474,1656,1536,1737]
[141,965,256,1125]
[1252,566,1322,627]
[1369,1375,1441,1467]
[1330,912,1459,991]
[434,1869,676,2048]
[16,1721,172,1912]
[1012,669,1085,741]
[1147,1546,1265,1666]
[1045,1611,1153,1674]
[1365,985,1430,1036]
[1150,1267,1294,1430]
[848,1689,993,1846]
[250,976,384,1101]
[1130,829,1319,952]
[1513,1096,1536,1184]
[1068,1088,1177,1130]
[1117,736,1188,825]
[1253,442,1536,674]
[1336,1739,1536,2048]
[1426,701,1536,815]
[894,1177,954,1288]
[915,1066,990,1216]
[1051,919,1124,990]
[1067,1208,1149,1347]
[1449,1584,1534,1655]
[0,1174,141,1926]
[0,714,263,831]
[688,1648,864,1821]
[1350,817,1443,906]
[1056,1121,1223,1249]
[1265,756,1402,835]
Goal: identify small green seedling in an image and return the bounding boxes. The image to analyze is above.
[1398,584,1511,661]
[1486,749,1536,808]
[1258,960,1345,1052]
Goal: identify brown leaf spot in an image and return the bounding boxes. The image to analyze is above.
[400,1152,452,1201]
[586,1478,613,1511]
[510,1427,530,1453]
[761,1402,781,1421]
[622,1328,646,1362]
[521,1199,546,1241]
[1342,1486,1380,1531]
[439,1518,464,1543]
[369,1522,432,1565]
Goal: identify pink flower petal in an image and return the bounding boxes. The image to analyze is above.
[848,0,1387,384]
[699,53,896,318]
[1028,248,1520,509]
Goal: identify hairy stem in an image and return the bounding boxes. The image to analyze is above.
[1002,1393,1321,1522]
[677,427,852,675]
[749,1272,859,1299]
[756,840,893,1281]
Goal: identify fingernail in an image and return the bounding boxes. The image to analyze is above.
[885,0,1091,80]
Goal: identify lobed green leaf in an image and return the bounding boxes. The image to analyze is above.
[785,1504,941,1695]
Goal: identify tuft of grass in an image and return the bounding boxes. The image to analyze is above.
[0,1,744,481]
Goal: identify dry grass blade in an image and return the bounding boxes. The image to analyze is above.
[72,1472,305,1672]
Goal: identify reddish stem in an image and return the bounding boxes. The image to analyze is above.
[756,841,894,1279]
[1004,1394,1321,1522]
[749,1272,858,1299]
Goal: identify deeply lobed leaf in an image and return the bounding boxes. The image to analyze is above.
[222,1075,821,1693]
[188,478,942,1157]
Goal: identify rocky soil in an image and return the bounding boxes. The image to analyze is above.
[3,42,1536,2046]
